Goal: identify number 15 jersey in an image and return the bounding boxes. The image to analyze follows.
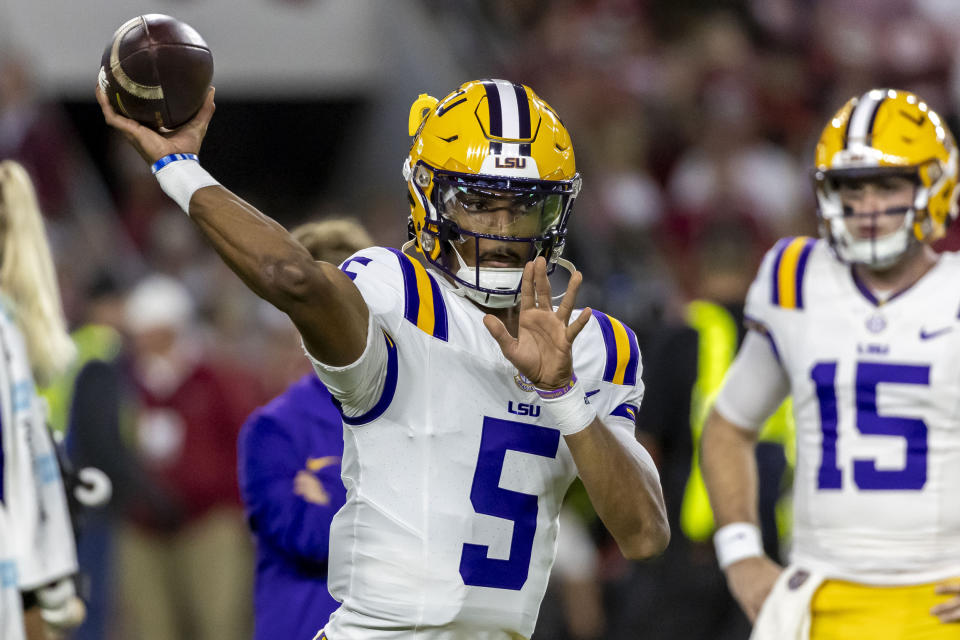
[309,247,646,639]
[744,237,960,585]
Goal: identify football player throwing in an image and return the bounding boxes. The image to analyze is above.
[97,79,669,640]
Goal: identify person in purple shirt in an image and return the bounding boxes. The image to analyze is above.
[237,219,372,640]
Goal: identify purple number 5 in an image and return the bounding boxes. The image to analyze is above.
[459,417,560,591]
[811,361,929,491]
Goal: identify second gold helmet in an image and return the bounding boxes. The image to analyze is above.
[814,88,959,266]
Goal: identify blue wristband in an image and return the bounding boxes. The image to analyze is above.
[151,153,199,175]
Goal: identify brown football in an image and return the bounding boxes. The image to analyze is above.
[98,14,213,130]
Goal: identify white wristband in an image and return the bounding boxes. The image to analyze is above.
[154,157,219,215]
[36,578,75,609]
[539,381,597,436]
[714,522,764,569]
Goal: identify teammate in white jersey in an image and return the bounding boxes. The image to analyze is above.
[0,161,84,639]
[702,89,960,639]
[96,79,669,639]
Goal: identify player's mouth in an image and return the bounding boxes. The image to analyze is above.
[479,251,525,268]
[846,207,909,239]
[850,222,879,239]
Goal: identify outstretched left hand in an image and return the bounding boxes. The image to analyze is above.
[932,581,960,623]
[484,257,592,389]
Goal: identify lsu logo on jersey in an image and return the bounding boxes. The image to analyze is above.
[507,401,540,417]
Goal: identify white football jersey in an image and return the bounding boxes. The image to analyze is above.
[745,237,960,584]
[311,247,643,639]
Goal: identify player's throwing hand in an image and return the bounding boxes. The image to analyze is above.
[96,84,216,165]
[483,256,592,390]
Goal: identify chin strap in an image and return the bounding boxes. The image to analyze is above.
[832,208,916,268]
[405,239,580,309]
[455,255,579,309]
[550,257,578,303]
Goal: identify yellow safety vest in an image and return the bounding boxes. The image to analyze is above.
[39,324,122,435]
[680,300,795,543]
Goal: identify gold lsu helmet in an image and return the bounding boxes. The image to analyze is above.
[814,88,960,266]
[402,79,580,308]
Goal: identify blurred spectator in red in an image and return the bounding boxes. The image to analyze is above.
[666,28,806,242]
[117,274,255,640]
[0,52,76,218]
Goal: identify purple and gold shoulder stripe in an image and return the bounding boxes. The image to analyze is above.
[592,310,640,386]
[388,248,449,341]
[770,236,816,310]
[336,330,398,426]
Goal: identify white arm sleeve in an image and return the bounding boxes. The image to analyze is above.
[301,312,388,418]
[713,330,790,431]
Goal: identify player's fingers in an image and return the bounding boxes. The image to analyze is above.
[188,87,217,132]
[204,86,216,114]
[556,269,582,323]
[565,307,592,343]
[94,84,109,109]
[520,261,536,311]
[745,591,767,623]
[96,85,134,130]
[95,85,130,129]
[533,256,551,307]
[172,87,216,152]
[936,582,960,595]
[484,314,516,356]
[94,84,112,113]
[96,85,157,161]
[931,596,960,622]
[96,85,154,154]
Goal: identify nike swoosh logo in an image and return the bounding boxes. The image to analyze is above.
[920,326,953,341]
[586,389,601,398]
[306,456,341,472]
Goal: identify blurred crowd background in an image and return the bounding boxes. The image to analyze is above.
[4,0,960,638]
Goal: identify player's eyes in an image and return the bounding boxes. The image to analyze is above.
[837,186,866,199]
[878,181,910,193]
[459,198,538,216]
[459,198,489,212]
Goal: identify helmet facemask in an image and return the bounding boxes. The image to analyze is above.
[815,167,922,269]
[813,89,960,268]
[403,79,581,308]
[408,162,579,308]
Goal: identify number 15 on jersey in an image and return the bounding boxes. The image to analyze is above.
[812,360,929,491]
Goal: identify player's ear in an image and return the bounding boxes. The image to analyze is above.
[408,94,438,137]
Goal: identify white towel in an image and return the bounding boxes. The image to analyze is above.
[750,566,824,640]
